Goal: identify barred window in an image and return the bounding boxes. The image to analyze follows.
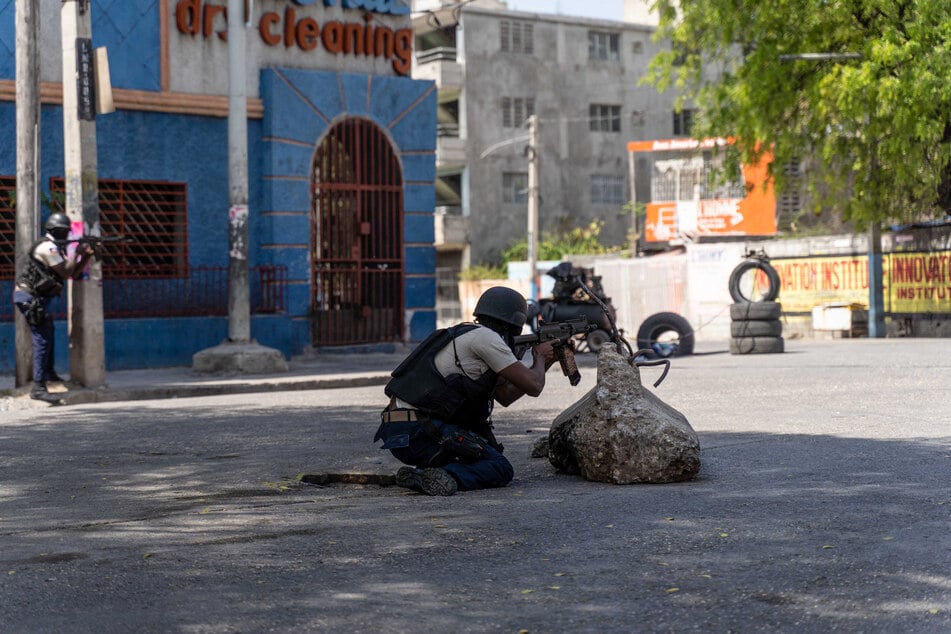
[0,175,14,278]
[589,104,621,132]
[502,96,535,128]
[588,31,620,61]
[778,159,803,217]
[50,178,188,278]
[500,20,533,54]
[591,174,626,205]
[673,109,695,136]
[503,172,528,204]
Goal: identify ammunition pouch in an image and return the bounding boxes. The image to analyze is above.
[412,414,488,463]
[23,298,48,327]
[18,262,63,298]
[437,426,486,462]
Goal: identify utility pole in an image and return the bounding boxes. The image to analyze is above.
[867,221,886,337]
[14,0,40,387]
[227,0,250,343]
[61,0,106,386]
[192,0,287,373]
[526,115,539,301]
[627,145,638,255]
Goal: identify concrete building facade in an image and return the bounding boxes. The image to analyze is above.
[412,0,684,324]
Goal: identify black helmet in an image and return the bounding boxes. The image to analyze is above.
[473,287,528,330]
[45,212,71,241]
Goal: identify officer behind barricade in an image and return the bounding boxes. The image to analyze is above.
[12,212,96,403]
[374,286,556,496]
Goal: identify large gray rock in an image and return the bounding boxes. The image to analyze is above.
[547,346,700,483]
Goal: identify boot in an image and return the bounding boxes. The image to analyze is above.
[30,382,64,404]
[395,467,458,496]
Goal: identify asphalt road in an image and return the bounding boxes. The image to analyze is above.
[0,338,948,633]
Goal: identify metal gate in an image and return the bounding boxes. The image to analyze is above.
[312,118,404,345]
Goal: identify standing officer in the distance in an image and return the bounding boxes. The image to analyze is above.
[374,286,556,496]
[12,212,96,402]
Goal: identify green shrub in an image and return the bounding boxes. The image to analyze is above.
[460,220,622,280]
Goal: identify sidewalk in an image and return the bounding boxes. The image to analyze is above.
[0,348,409,409]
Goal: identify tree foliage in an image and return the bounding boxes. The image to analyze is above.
[462,221,620,280]
[501,220,618,263]
[646,0,951,227]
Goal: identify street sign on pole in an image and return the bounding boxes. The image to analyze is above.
[75,37,95,121]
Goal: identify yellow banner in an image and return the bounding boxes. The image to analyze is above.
[886,251,951,313]
[771,251,951,314]
[771,256,870,313]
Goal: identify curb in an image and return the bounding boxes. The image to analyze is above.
[1,373,392,407]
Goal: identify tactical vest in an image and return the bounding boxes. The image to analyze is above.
[385,323,498,428]
[16,239,64,298]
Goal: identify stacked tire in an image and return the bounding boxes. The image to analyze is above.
[728,257,784,354]
[729,301,784,354]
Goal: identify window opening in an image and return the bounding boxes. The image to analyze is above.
[503,172,528,204]
[588,31,620,61]
[589,104,621,132]
[50,178,188,278]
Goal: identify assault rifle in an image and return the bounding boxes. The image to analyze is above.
[513,317,595,386]
[67,235,132,260]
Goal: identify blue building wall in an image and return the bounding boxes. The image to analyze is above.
[0,2,436,373]
[0,0,160,89]
[259,68,437,344]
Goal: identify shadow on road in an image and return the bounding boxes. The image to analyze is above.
[0,399,948,632]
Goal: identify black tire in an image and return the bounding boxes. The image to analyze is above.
[586,329,611,352]
[730,319,783,338]
[729,259,781,303]
[730,301,782,321]
[729,336,785,355]
[636,312,695,358]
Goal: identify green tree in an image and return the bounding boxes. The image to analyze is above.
[501,220,618,263]
[646,0,951,227]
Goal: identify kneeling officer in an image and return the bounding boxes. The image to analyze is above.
[375,287,555,496]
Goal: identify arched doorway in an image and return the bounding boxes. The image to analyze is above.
[311,118,404,346]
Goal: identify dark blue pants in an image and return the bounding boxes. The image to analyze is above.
[376,417,514,491]
[13,290,55,383]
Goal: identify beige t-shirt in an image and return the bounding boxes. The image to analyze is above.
[434,325,524,379]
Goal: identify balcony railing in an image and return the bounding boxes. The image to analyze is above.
[436,135,466,167]
[1,265,288,321]
[416,46,457,64]
[434,208,468,247]
[413,48,462,93]
[437,123,460,137]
